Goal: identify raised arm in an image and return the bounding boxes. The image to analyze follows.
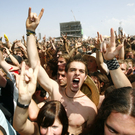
[101,28,132,88]
[68,41,80,56]
[26,7,56,95]
[22,35,27,47]
[94,32,108,75]
[13,62,39,135]
[115,30,125,60]
[118,30,125,60]
[62,33,69,54]
[0,50,19,73]
[4,47,20,67]
[26,7,43,69]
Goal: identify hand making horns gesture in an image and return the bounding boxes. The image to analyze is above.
[100,28,123,60]
[26,7,44,32]
[17,61,39,103]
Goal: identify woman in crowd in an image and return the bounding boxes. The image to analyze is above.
[13,62,68,135]
[37,100,68,135]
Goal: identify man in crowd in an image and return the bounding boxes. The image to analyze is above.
[26,7,131,135]
[26,7,97,134]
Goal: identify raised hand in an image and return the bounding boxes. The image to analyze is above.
[26,7,44,32]
[75,40,82,49]
[101,28,123,60]
[22,35,25,41]
[94,32,102,50]
[18,61,39,103]
[62,33,67,41]
[4,47,10,55]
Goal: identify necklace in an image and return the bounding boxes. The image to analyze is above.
[65,89,85,99]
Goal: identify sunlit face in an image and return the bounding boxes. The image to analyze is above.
[40,117,63,135]
[66,61,87,93]
[120,63,127,74]
[104,112,135,135]
[57,70,67,87]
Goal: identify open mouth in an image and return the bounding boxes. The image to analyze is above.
[72,78,80,88]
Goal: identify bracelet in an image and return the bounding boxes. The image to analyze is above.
[17,99,31,109]
[26,30,36,36]
[104,58,120,70]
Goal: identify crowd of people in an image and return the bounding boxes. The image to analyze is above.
[0,7,135,135]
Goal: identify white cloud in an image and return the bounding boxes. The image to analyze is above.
[83,15,135,38]
[127,3,134,6]
[105,15,135,36]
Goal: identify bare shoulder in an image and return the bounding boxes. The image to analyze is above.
[48,80,63,101]
[78,93,97,110]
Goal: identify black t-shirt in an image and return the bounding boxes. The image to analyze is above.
[0,79,14,123]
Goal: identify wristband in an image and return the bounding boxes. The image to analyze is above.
[26,30,36,36]
[104,58,120,70]
[17,99,31,109]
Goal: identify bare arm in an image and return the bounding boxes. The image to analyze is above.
[26,7,56,95]
[69,41,82,57]
[101,28,132,88]
[28,99,40,121]
[4,47,20,67]
[118,31,125,60]
[0,50,19,73]
[62,34,69,53]
[13,62,39,135]
[118,45,124,60]
[115,30,125,60]
[22,35,27,47]
[94,32,108,75]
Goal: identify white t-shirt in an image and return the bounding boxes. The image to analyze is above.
[0,110,16,135]
[7,72,18,112]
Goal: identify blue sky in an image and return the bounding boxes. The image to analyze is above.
[1,0,135,42]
